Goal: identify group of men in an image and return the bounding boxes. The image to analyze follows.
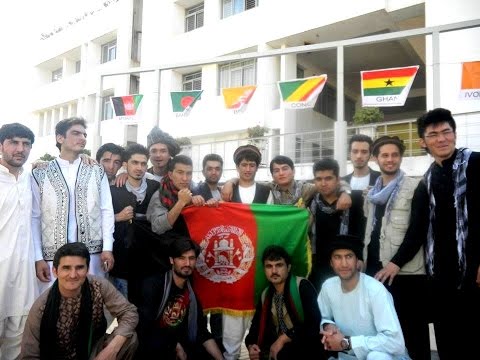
[0,107,478,360]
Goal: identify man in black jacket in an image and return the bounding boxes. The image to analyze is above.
[194,153,224,204]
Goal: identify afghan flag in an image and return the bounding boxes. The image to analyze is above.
[222,85,257,110]
[459,61,480,100]
[111,95,143,117]
[361,66,419,107]
[182,203,311,316]
[277,75,327,109]
[170,90,203,113]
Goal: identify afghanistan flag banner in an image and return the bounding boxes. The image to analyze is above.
[222,85,257,112]
[170,90,203,115]
[361,66,419,107]
[182,202,311,316]
[459,61,480,100]
[111,94,143,120]
[277,75,327,109]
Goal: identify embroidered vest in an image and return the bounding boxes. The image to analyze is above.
[33,160,104,260]
[364,176,425,274]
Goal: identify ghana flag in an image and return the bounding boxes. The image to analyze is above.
[111,95,143,118]
[277,75,327,109]
[170,90,203,113]
[361,66,419,107]
[182,203,311,316]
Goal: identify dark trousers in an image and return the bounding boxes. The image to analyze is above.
[386,275,430,360]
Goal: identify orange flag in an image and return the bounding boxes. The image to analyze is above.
[222,85,257,110]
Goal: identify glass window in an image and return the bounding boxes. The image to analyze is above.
[183,71,202,91]
[222,0,258,19]
[102,95,113,120]
[101,40,117,64]
[52,68,63,82]
[185,3,204,32]
[75,60,81,73]
[219,60,256,89]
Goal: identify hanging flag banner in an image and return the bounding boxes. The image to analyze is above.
[222,85,257,113]
[170,90,203,115]
[111,94,143,120]
[459,61,480,100]
[182,203,311,315]
[277,75,328,109]
[361,66,419,107]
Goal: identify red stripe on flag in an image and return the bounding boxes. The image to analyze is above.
[122,96,135,115]
[299,77,326,101]
[362,67,418,80]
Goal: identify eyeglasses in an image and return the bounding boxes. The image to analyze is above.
[424,129,454,140]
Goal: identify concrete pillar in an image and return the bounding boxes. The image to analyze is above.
[280,44,297,158]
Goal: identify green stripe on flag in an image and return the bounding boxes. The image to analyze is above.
[363,86,404,96]
[133,95,143,110]
[278,80,306,100]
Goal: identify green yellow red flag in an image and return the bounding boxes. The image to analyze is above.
[277,75,327,109]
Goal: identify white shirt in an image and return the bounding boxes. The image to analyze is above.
[318,273,407,360]
[238,183,274,204]
[0,164,38,320]
[350,174,370,191]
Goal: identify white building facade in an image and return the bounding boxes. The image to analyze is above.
[27,0,480,181]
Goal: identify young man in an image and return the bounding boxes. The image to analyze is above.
[343,134,380,191]
[363,136,429,359]
[137,236,224,360]
[318,235,407,360]
[20,242,138,359]
[32,117,115,293]
[0,123,38,359]
[194,153,224,204]
[96,142,124,185]
[146,126,180,181]
[388,108,480,359]
[245,245,324,360]
[109,143,158,300]
[309,158,364,291]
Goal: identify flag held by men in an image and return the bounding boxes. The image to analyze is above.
[111,94,143,118]
[277,75,328,109]
[170,90,203,113]
[361,66,419,107]
[222,85,257,110]
[182,203,310,316]
[459,61,480,100]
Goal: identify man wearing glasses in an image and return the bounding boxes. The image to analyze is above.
[382,108,480,359]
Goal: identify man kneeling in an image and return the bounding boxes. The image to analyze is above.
[20,243,138,359]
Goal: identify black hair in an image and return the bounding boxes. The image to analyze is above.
[55,117,87,151]
[0,123,35,144]
[348,134,373,153]
[169,236,201,258]
[123,143,149,162]
[372,136,406,157]
[167,154,193,172]
[313,158,339,178]
[417,108,456,138]
[52,242,90,269]
[262,245,291,266]
[269,155,294,174]
[95,143,124,162]
[202,153,224,169]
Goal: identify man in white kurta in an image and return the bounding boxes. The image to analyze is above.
[318,235,408,360]
[0,123,38,360]
[31,117,115,294]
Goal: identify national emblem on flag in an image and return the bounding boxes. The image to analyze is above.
[222,85,257,111]
[182,203,311,315]
[459,61,480,100]
[170,90,203,113]
[361,66,419,107]
[277,75,328,109]
[111,95,143,119]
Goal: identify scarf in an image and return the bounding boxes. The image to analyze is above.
[424,148,472,283]
[271,181,303,205]
[39,278,106,360]
[158,271,198,343]
[126,175,148,203]
[367,170,405,230]
[159,175,179,210]
[310,194,350,238]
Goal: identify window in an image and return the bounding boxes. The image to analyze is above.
[185,3,204,32]
[102,95,113,120]
[101,40,117,63]
[130,75,140,94]
[223,0,258,18]
[75,60,81,73]
[296,66,304,79]
[52,68,63,82]
[183,71,202,91]
[219,59,256,89]
[314,83,355,121]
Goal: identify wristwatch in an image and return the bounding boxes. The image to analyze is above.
[341,336,351,351]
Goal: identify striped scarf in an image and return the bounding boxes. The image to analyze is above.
[159,175,179,210]
[424,148,472,283]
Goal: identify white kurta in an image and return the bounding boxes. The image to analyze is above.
[31,157,115,292]
[0,164,37,321]
[318,273,408,360]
